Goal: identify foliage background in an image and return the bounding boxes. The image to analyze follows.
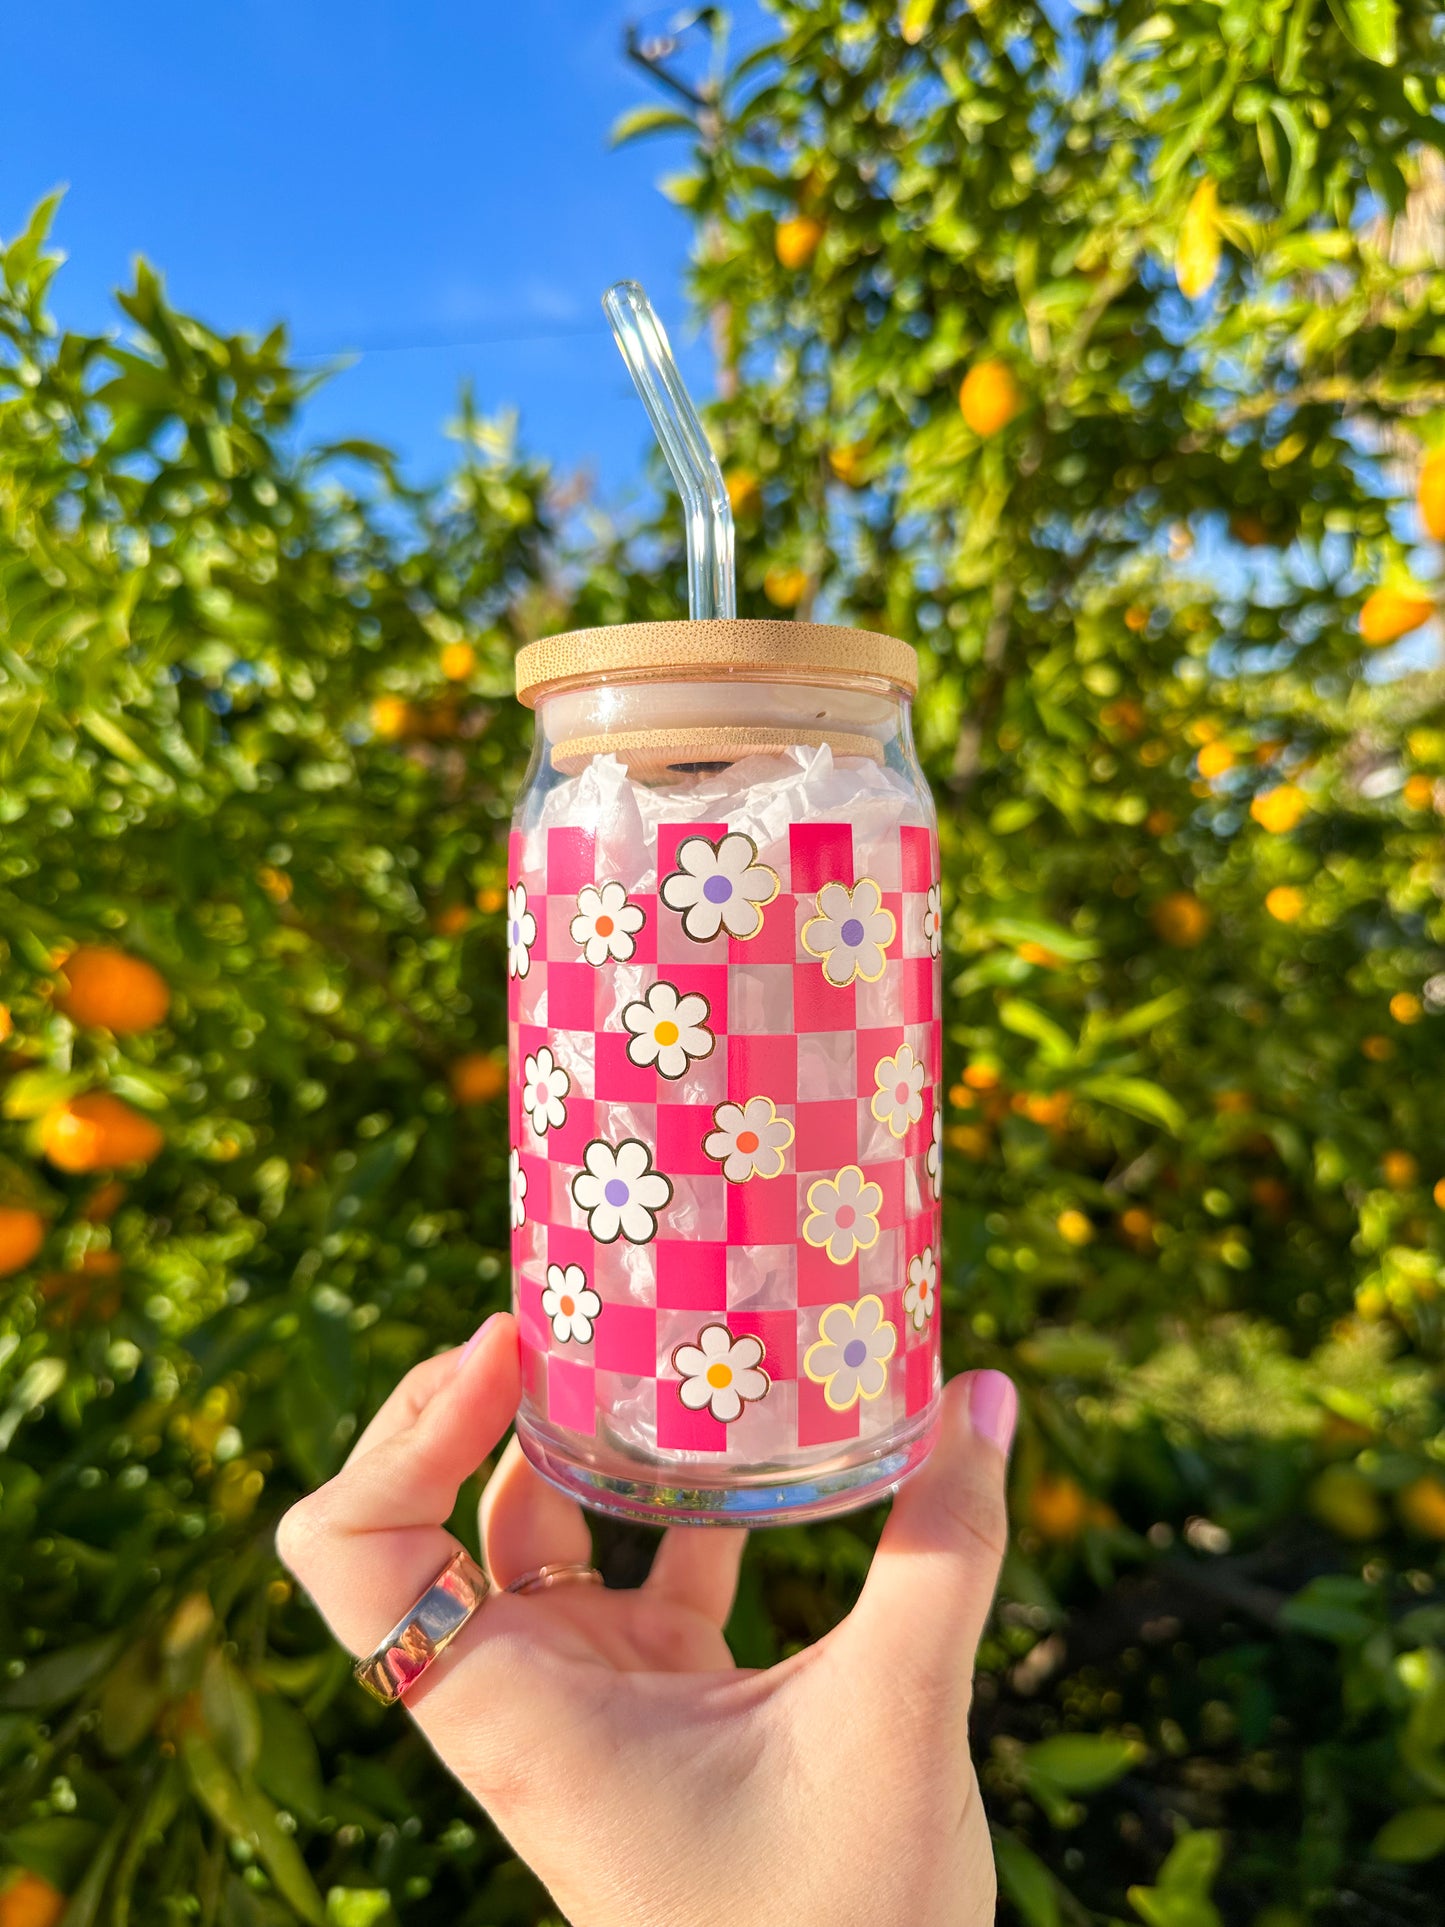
[5,2,1445,1921]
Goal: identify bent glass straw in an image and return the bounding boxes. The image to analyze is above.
[602,280,736,621]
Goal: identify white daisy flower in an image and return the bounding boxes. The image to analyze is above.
[802,1163,883,1266]
[870,1041,926,1140]
[521,1045,570,1138]
[803,1295,898,1411]
[571,1138,673,1245]
[926,1106,943,1203]
[660,831,779,944]
[509,1148,527,1230]
[923,882,943,959]
[621,980,715,1081]
[542,1263,602,1344]
[570,880,645,967]
[672,1324,770,1423]
[903,1247,937,1331]
[703,1095,794,1183]
[801,877,896,987]
[507,883,538,980]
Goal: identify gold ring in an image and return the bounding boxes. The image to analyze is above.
[353,1547,489,1705]
[504,1561,604,1596]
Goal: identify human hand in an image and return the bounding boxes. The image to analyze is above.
[276,1314,1015,1927]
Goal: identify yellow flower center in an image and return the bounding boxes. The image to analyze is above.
[706,1362,733,1388]
[654,1020,680,1046]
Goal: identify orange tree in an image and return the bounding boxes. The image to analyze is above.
[3,0,1445,1912]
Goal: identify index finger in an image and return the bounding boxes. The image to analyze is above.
[275,1312,521,1656]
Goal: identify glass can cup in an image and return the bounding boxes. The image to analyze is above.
[507,620,943,1524]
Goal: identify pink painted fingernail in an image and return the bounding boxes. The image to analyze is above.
[968,1371,1018,1456]
[457,1312,504,1370]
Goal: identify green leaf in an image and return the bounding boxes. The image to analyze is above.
[1129,1828,1224,1927]
[1280,1576,1378,1645]
[609,105,697,146]
[1022,1731,1145,1795]
[992,1829,1062,1927]
[1372,1804,1445,1863]
[0,1633,121,1710]
[1077,1075,1186,1135]
[325,1892,395,1927]
[201,1651,262,1780]
[999,999,1076,1065]
[1326,0,1396,63]
[182,1735,325,1925]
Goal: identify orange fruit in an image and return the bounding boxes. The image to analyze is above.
[1151,891,1211,947]
[1250,1176,1290,1216]
[81,1180,126,1222]
[945,1123,989,1159]
[1404,773,1435,809]
[0,1872,66,1927]
[1016,941,1062,968]
[475,885,505,914]
[1398,1475,1445,1540]
[1119,1205,1155,1249]
[1250,785,1307,834]
[450,1052,506,1105]
[775,216,824,270]
[962,1063,1001,1091]
[40,1251,124,1326]
[370,696,414,740]
[724,469,760,514]
[1230,512,1274,548]
[1361,1034,1394,1062]
[1359,588,1434,645]
[439,642,476,681]
[41,1094,164,1174]
[0,1207,45,1277]
[1197,741,1234,778]
[1419,449,1445,542]
[432,905,473,937]
[1027,1474,1090,1542]
[257,864,292,904]
[55,948,170,1035]
[958,360,1023,437]
[762,565,810,609]
[1390,992,1423,1025]
[827,443,869,487]
[1382,1150,1419,1191]
[0,1005,11,1042]
[1265,885,1305,923]
[1123,604,1150,632]
[1056,1208,1094,1247]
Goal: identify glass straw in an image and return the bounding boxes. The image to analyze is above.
[602,280,736,620]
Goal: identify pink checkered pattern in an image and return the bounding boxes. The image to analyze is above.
[509,814,943,1456]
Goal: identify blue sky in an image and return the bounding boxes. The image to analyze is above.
[2,2,770,496]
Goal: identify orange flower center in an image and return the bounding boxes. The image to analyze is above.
[736,1130,760,1153]
[654,1020,679,1046]
[559,1295,575,1316]
[706,1362,733,1388]
[595,914,614,936]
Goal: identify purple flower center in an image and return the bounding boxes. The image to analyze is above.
[843,1339,868,1368]
[510,921,520,943]
[703,874,734,904]
[604,1178,630,1207]
[840,917,865,946]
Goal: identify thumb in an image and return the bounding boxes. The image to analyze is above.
[841,1369,1016,1686]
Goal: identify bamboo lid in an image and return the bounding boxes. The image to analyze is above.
[514,619,918,705]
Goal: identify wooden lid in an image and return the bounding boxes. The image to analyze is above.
[514,618,917,705]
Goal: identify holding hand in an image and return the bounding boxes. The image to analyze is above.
[277,1314,1015,1927]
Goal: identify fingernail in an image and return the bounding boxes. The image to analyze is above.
[967,1370,1018,1456]
[457,1312,504,1371]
